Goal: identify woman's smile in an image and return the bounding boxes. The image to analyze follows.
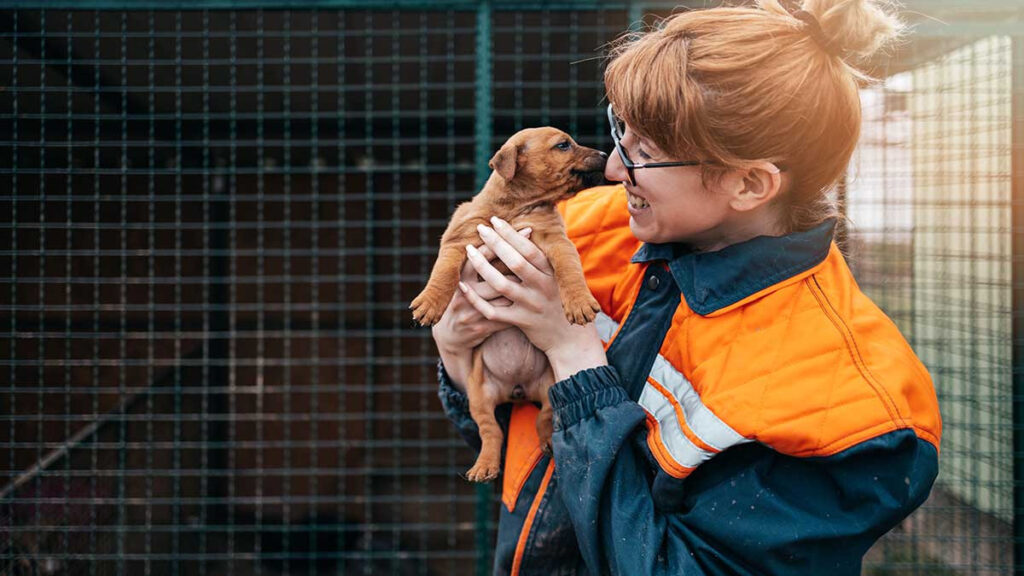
[626,188,650,212]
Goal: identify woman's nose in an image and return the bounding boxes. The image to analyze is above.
[604,149,628,184]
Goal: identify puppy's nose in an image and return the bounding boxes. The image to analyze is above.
[598,151,608,159]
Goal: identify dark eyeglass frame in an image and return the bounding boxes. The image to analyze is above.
[607,103,704,187]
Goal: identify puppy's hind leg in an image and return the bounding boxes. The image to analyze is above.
[534,365,556,455]
[465,347,503,483]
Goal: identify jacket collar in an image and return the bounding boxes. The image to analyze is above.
[631,218,837,316]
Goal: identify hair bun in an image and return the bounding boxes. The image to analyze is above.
[798,0,905,62]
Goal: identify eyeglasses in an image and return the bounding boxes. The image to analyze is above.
[607,103,704,187]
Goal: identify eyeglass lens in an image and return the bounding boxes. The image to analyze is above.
[608,107,637,186]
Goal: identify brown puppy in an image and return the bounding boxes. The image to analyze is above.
[411,127,606,482]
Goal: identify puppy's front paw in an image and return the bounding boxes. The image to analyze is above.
[465,454,501,483]
[562,290,601,325]
[410,287,448,326]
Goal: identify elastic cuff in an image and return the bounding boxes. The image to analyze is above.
[437,360,470,414]
[549,365,629,431]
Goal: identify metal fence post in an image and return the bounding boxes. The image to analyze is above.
[628,2,643,30]
[1013,35,1024,576]
[475,1,494,574]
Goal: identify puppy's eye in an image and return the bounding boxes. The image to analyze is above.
[554,141,572,151]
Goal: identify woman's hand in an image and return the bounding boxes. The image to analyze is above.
[431,227,532,392]
[461,216,607,382]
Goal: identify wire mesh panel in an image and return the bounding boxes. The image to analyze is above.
[0,2,1021,576]
[0,7,485,575]
[848,35,1017,575]
[0,5,631,575]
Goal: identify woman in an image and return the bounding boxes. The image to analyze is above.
[433,1,942,574]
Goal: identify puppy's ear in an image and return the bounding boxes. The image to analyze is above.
[488,142,518,181]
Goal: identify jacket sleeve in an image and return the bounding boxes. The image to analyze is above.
[549,365,940,576]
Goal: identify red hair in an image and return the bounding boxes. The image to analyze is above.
[604,0,904,232]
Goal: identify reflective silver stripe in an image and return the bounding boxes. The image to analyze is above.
[638,384,711,468]
[595,310,618,342]
[647,355,749,452]
[593,311,751,471]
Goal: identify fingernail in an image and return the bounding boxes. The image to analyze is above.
[465,243,476,255]
[477,224,493,237]
[458,281,468,293]
[490,216,503,227]
[520,227,532,236]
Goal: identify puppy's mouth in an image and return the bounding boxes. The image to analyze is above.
[570,168,608,191]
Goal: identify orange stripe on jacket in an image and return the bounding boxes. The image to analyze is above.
[646,377,720,455]
[502,404,544,512]
[511,460,556,576]
[643,414,695,480]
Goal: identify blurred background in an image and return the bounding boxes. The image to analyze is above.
[0,0,1022,574]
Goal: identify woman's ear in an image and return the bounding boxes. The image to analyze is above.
[728,161,782,212]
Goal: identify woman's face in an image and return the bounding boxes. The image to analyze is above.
[604,123,735,249]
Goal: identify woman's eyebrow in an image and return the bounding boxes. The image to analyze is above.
[636,136,664,157]
[624,124,664,156]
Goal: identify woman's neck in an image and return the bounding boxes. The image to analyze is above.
[691,208,786,254]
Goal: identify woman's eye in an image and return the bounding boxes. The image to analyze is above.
[555,141,572,151]
[637,148,653,160]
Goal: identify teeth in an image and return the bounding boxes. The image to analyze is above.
[627,191,650,209]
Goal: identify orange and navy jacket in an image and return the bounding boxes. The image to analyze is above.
[438,185,942,575]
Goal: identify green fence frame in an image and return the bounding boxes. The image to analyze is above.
[1012,32,1023,576]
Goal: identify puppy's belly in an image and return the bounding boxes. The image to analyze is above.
[479,327,550,403]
